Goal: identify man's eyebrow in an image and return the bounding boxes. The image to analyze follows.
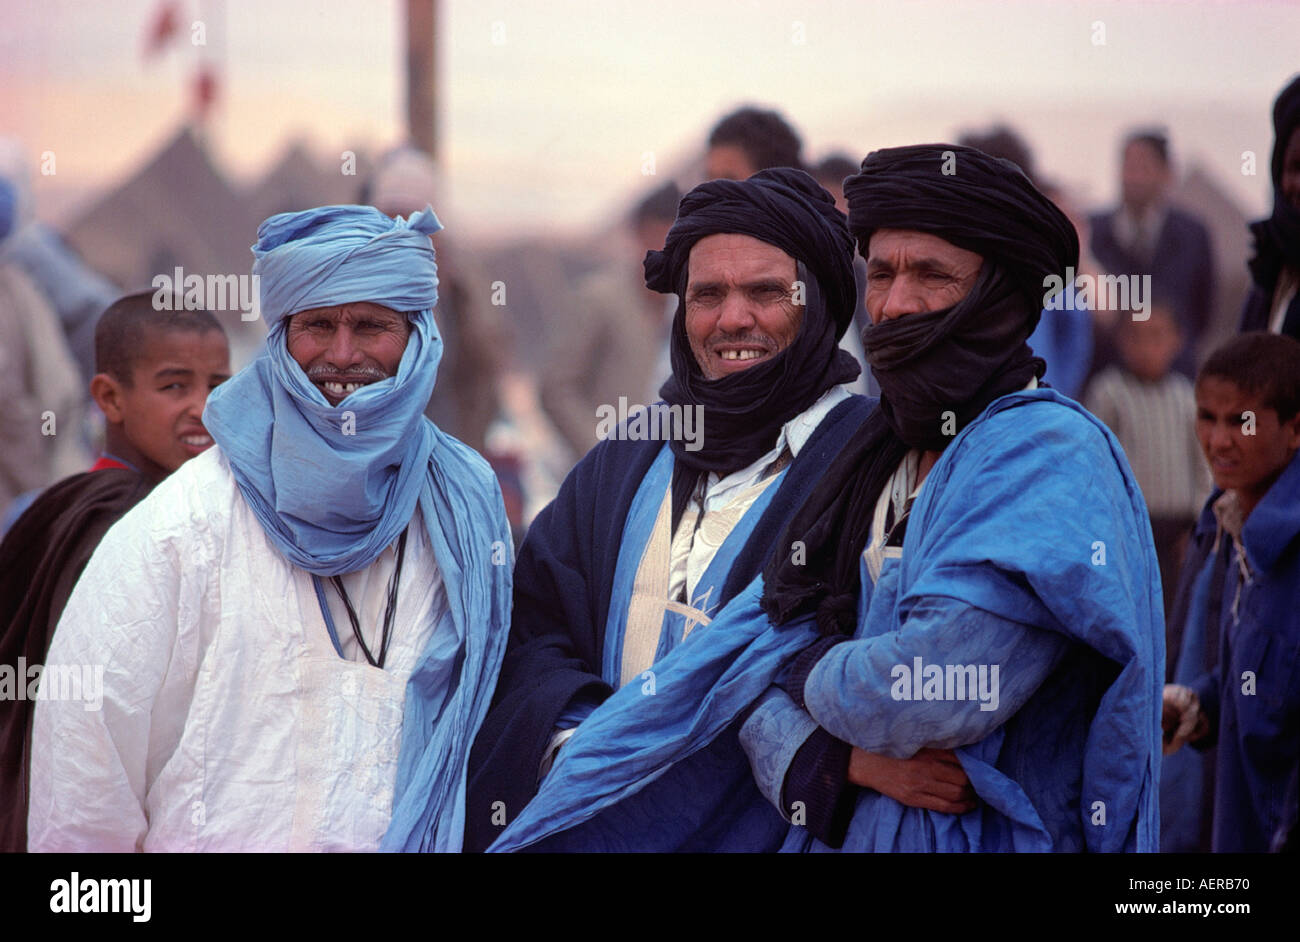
[687,277,789,291]
[909,257,958,271]
[153,367,195,380]
[868,256,956,272]
[352,311,406,324]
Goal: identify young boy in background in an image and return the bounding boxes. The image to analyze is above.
[1162,332,1300,852]
[1085,305,1211,629]
[0,291,229,851]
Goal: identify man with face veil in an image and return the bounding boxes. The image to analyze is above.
[467,169,889,852]
[747,144,1165,851]
[28,205,511,852]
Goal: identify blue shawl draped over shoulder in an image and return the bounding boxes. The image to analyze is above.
[466,396,871,851]
[489,389,1162,852]
[203,205,512,852]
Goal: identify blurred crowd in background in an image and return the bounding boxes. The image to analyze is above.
[2,92,1286,556]
[2,0,1299,856]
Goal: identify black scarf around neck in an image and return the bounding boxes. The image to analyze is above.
[659,263,860,524]
[761,264,1043,636]
[760,142,1078,636]
[866,265,1043,450]
[643,169,861,526]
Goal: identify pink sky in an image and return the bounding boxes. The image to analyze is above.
[2,0,1297,241]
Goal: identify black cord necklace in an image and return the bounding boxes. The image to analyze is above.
[328,529,409,669]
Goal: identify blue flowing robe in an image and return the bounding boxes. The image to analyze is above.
[465,396,872,851]
[1166,450,1300,852]
[489,389,1164,853]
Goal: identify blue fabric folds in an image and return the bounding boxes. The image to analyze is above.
[793,389,1164,851]
[204,204,511,851]
[382,441,513,852]
[488,577,818,852]
[205,204,445,577]
[488,443,799,852]
[489,389,1163,853]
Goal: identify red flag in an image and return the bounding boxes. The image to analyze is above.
[142,1,181,60]
[192,64,218,121]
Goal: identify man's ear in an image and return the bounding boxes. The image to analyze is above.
[1284,411,1300,453]
[90,372,127,424]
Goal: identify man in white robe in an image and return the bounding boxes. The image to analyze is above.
[28,204,511,852]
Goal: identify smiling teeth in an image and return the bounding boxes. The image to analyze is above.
[721,350,763,360]
[181,435,212,447]
[324,381,364,395]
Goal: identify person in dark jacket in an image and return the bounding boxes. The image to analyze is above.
[1239,74,1300,341]
[1090,129,1216,380]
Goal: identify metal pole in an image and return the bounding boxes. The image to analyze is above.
[405,0,437,160]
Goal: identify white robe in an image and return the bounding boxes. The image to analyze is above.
[27,447,451,852]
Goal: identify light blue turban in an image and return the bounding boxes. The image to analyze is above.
[204,204,512,851]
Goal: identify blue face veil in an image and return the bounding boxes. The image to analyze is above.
[206,204,447,575]
[204,204,512,851]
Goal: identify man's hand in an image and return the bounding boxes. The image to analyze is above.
[1162,684,1209,754]
[848,747,977,814]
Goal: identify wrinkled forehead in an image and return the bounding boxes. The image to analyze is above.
[288,301,405,322]
[686,232,797,282]
[865,228,984,267]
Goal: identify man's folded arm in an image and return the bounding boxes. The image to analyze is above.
[739,687,859,847]
[796,595,1072,758]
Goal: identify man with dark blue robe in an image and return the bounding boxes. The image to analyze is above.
[1162,332,1300,853]
[467,169,966,852]
[485,147,1163,854]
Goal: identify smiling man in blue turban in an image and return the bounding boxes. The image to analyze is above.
[28,205,511,852]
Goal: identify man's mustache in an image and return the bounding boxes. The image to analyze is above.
[707,331,778,352]
[306,365,389,383]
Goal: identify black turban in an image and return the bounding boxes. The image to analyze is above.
[1248,74,1300,316]
[844,143,1079,314]
[644,167,860,526]
[1270,73,1300,189]
[763,143,1079,636]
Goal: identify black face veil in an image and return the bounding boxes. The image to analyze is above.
[762,143,1079,636]
[643,167,860,525]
